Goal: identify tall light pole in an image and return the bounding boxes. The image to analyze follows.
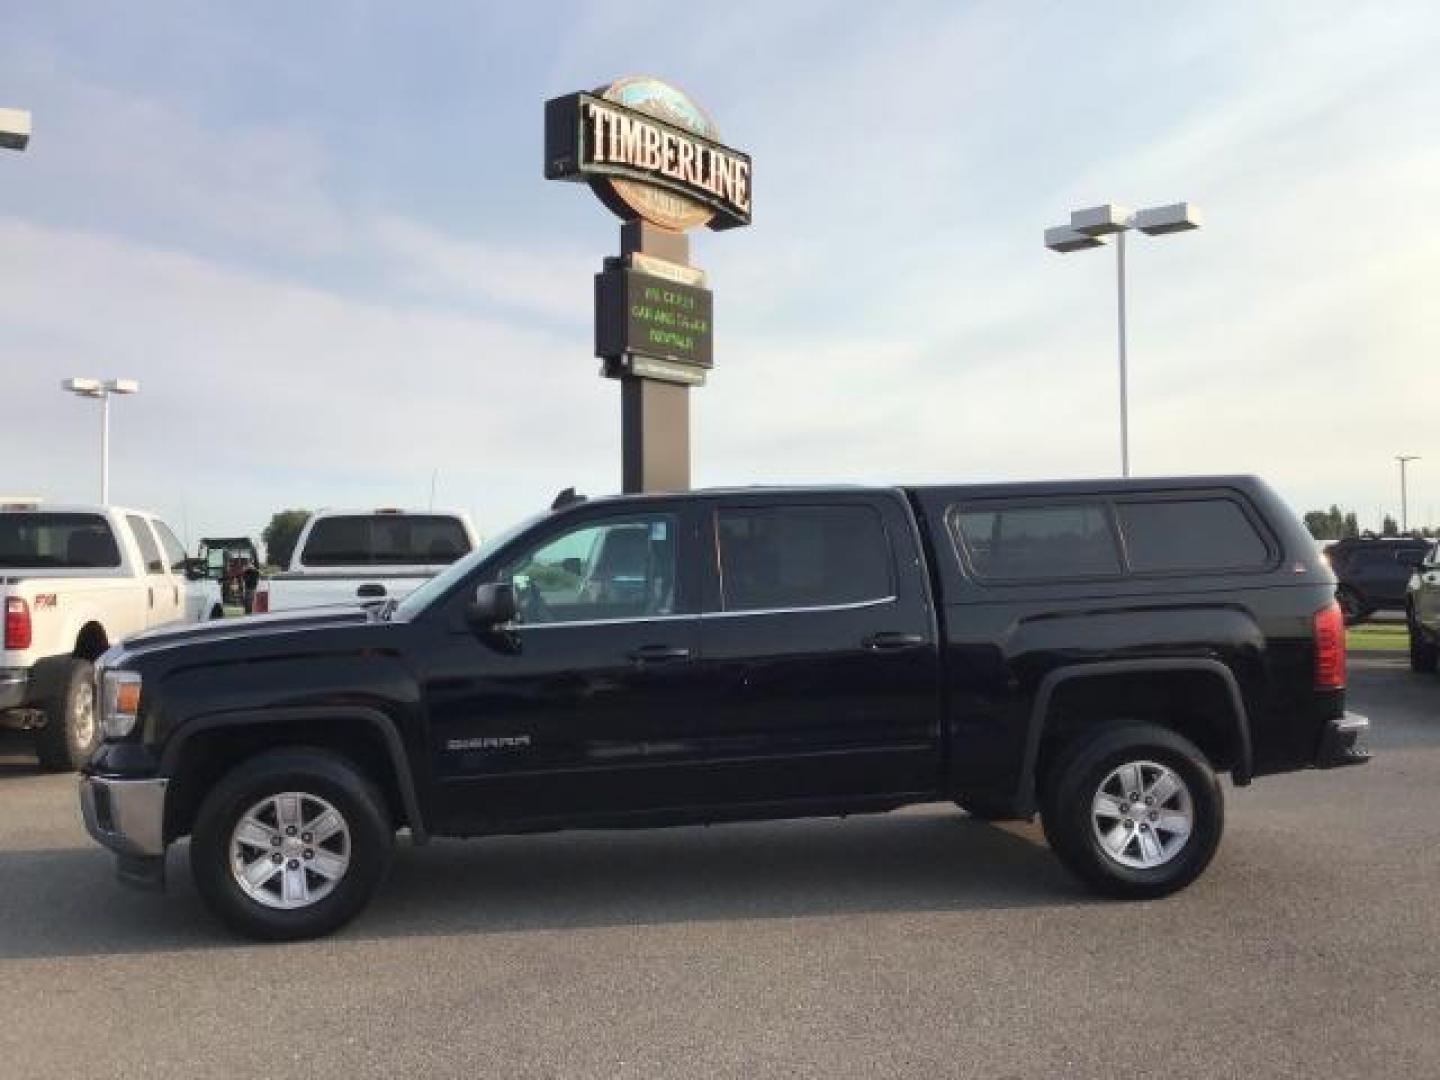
[62,378,140,504]
[1396,455,1420,533]
[1044,202,1202,477]
[0,107,30,151]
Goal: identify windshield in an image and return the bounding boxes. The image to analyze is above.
[300,515,472,567]
[0,513,122,568]
[392,511,548,619]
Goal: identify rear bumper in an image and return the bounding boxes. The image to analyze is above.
[78,774,169,889]
[1316,711,1371,769]
[0,668,30,710]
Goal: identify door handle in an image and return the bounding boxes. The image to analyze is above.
[862,632,927,652]
[357,583,387,599]
[147,587,154,610]
[626,644,692,664]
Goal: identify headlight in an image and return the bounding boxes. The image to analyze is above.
[100,670,142,738]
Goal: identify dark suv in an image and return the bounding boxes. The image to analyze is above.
[1324,537,1430,623]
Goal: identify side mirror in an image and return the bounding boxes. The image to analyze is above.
[468,582,517,627]
[182,557,209,580]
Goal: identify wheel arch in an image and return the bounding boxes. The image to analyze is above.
[1015,658,1253,815]
[160,706,427,845]
[73,620,110,661]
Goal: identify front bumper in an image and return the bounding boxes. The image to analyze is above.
[1316,711,1371,769]
[79,774,169,890]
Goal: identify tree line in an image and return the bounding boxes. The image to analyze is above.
[1303,505,1436,541]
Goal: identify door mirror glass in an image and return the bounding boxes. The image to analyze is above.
[468,582,517,627]
[182,557,210,580]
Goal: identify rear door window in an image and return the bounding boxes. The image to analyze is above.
[126,515,165,574]
[0,513,121,568]
[151,520,189,574]
[950,503,1120,581]
[716,505,893,612]
[1116,499,1271,573]
[301,515,471,566]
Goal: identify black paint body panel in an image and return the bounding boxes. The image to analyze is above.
[89,476,1346,840]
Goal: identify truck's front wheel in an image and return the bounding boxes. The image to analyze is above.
[191,749,394,941]
[34,659,100,772]
[1041,723,1223,900]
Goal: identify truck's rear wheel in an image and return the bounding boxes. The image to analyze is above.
[1041,723,1222,900]
[1408,611,1438,673]
[1336,586,1366,625]
[34,659,100,772]
[191,749,393,941]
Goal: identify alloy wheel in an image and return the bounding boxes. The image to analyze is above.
[72,682,96,747]
[1090,759,1194,870]
[229,792,351,910]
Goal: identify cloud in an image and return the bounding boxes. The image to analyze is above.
[369,216,593,324]
[3,1,1439,543]
[0,218,618,539]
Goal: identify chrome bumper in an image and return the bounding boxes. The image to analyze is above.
[1316,711,1371,769]
[79,774,168,858]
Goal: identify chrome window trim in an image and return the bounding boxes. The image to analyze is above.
[703,595,896,619]
[511,594,896,630]
[513,612,697,631]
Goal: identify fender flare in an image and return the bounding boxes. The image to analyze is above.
[160,705,428,843]
[1015,658,1253,813]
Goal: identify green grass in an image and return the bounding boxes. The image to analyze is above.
[1348,622,1407,652]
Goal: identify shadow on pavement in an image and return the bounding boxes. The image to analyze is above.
[0,731,41,778]
[0,809,1086,960]
[1349,659,1440,751]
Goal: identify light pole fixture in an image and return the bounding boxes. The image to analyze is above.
[1045,201,1202,477]
[62,378,140,504]
[1,107,31,151]
[1396,455,1420,533]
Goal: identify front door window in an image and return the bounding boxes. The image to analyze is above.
[501,514,680,625]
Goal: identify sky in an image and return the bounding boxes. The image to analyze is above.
[2,1,1438,545]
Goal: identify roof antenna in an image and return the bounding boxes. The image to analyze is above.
[551,487,585,510]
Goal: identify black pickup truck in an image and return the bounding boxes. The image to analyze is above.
[80,477,1368,940]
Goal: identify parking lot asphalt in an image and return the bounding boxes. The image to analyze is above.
[0,656,1436,1079]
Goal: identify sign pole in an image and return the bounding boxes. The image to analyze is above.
[619,221,691,493]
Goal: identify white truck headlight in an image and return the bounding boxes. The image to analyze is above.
[100,670,142,738]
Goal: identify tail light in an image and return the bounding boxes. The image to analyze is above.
[252,586,269,614]
[1313,601,1346,690]
[4,597,31,650]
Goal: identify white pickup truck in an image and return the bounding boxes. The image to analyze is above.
[1,501,223,769]
[254,508,477,613]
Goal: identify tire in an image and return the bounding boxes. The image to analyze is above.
[209,605,225,620]
[191,748,394,941]
[1040,723,1223,900]
[1336,586,1366,626]
[1408,611,1438,674]
[34,659,100,772]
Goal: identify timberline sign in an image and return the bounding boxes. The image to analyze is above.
[545,77,752,232]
